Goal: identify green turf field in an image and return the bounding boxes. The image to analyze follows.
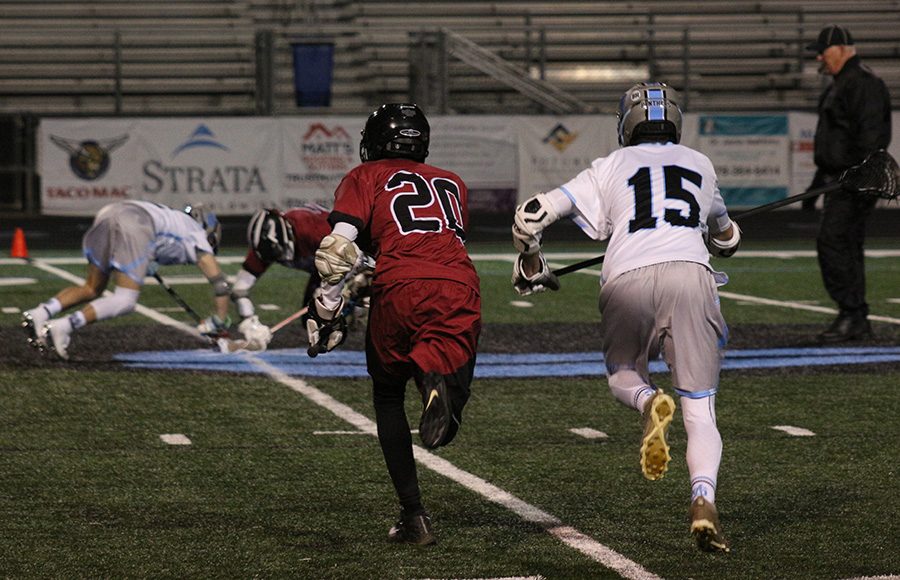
[1,242,899,579]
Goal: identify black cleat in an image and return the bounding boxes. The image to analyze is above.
[818,313,873,343]
[387,511,436,546]
[418,373,452,449]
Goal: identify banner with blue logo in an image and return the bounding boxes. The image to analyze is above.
[697,115,790,207]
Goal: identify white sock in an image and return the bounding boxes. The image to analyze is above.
[68,311,87,329]
[34,298,62,318]
[681,395,722,504]
[608,370,655,413]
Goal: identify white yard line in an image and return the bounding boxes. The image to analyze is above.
[5,249,899,268]
[24,258,662,580]
[159,434,192,445]
[771,425,816,437]
[245,356,662,580]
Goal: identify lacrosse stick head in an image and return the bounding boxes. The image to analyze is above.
[840,149,900,200]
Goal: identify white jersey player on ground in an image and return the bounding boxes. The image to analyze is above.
[22,200,234,360]
[511,82,741,553]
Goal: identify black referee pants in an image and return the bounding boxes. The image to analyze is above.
[817,179,878,317]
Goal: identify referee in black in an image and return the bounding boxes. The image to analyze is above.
[806,25,891,342]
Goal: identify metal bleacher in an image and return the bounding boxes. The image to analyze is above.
[0,0,255,115]
[0,0,899,116]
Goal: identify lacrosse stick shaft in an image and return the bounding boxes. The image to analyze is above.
[152,271,204,323]
[271,306,309,334]
[731,181,842,221]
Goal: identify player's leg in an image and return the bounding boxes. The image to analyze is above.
[682,394,728,553]
[366,287,435,545]
[407,280,480,450]
[42,208,153,360]
[44,269,140,360]
[659,261,729,552]
[600,266,675,480]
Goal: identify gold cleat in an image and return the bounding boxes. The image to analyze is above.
[640,390,675,480]
[690,497,730,553]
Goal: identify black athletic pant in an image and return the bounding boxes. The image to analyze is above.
[817,174,878,317]
[373,378,423,514]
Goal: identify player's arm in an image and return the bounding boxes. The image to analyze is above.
[306,221,361,355]
[511,190,573,296]
[195,250,233,334]
[706,188,741,258]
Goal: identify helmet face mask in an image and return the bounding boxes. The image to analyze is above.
[359,103,430,163]
[184,203,222,254]
[617,82,683,147]
[247,209,295,263]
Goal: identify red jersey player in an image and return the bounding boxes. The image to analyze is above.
[306,103,481,546]
[231,204,363,349]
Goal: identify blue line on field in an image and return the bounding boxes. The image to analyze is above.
[115,346,900,378]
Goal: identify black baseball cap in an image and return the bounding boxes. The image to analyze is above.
[807,25,854,53]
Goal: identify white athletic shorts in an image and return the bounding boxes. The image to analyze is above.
[83,203,155,285]
[599,260,727,397]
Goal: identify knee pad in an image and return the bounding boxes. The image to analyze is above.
[90,286,140,321]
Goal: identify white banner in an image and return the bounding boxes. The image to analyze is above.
[280,116,363,208]
[41,118,282,216]
[696,114,790,208]
[516,115,619,199]
[39,113,900,216]
[789,111,818,199]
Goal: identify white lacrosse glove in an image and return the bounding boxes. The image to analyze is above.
[512,192,560,255]
[238,315,272,350]
[314,234,360,284]
[197,315,231,337]
[512,253,560,296]
[306,287,347,357]
[706,221,742,258]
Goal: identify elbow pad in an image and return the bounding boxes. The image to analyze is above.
[707,221,742,258]
[210,273,232,297]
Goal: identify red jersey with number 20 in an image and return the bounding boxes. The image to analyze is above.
[330,158,480,292]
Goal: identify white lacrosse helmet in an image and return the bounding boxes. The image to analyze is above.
[247,208,295,263]
[184,203,222,254]
[617,82,683,147]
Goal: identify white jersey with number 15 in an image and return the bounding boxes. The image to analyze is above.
[550,142,730,284]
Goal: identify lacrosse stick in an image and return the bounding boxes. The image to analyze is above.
[152,271,204,325]
[550,149,900,278]
[152,271,231,344]
[216,306,309,353]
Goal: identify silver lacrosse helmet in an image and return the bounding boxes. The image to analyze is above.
[247,208,295,263]
[184,203,222,254]
[616,82,683,147]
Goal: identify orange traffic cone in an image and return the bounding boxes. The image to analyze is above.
[10,227,28,259]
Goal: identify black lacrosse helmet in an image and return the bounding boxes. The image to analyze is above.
[359,103,429,163]
[247,208,295,263]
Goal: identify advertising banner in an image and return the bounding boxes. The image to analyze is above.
[429,116,518,212]
[516,115,618,202]
[40,118,142,216]
[280,116,363,208]
[789,112,818,202]
[40,118,282,216]
[697,115,790,208]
